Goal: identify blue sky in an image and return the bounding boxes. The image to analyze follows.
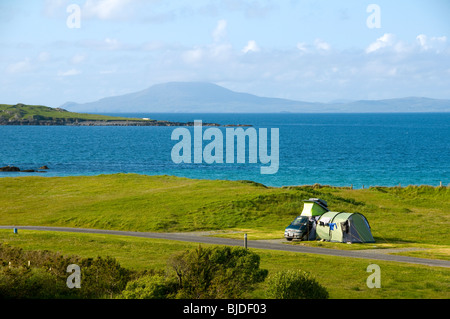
[1,0,449,108]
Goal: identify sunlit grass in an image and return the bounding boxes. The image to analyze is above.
[1,229,448,299]
[1,174,448,261]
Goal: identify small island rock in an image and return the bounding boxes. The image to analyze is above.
[0,166,21,172]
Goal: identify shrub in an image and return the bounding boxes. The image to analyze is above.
[168,246,268,299]
[120,274,177,299]
[266,270,329,299]
[0,244,132,299]
[79,256,132,298]
[0,267,77,299]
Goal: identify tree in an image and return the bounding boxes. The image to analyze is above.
[266,269,329,299]
[80,256,131,298]
[168,246,268,299]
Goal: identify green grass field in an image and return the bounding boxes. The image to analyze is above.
[0,104,146,122]
[0,173,449,299]
[0,174,448,255]
[0,229,448,299]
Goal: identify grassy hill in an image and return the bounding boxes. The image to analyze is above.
[0,174,449,299]
[0,103,235,126]
[0,103,146,124]
[0,174,448,256]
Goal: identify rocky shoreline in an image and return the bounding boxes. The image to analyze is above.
[0,165,49,173]
[0,119,251,127]
[0,104,252,127]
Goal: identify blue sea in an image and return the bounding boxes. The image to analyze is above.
[0,113,449,188]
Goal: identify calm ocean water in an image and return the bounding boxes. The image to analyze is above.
[0,113,449,188]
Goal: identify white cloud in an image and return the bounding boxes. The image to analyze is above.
[182,20,235,65]
[210,43,233,60]
[295,39,330,53]
[6,58,33,74]
[314,39,331,51]
[104,38,121,50]
[58,69,81,76]
[416,34,447,51]
[366,33,396,53]
[365,33,448,55]
[81,38,124,51]
[82,0,134,20]
[182,42,233,65]
[296,42,308,53]
[242,40,260,53]
[182,47,204,64]
[416,34,427,48]
[212,19,227,42]
[172,29,449,101]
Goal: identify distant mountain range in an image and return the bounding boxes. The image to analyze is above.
[61,82,450,113]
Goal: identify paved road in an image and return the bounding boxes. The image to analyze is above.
[1,225,449,268]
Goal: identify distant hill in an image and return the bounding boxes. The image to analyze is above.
[0,103,144,124]
[331,97,450,113]
[61,82,325,113]
[62,82,450,113]
[0,104,244,126]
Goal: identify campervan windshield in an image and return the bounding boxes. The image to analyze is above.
[290,216,308,228]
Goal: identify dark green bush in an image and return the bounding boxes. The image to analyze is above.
[79,256,131,298]
[266,269,329,299]
[0,267,77,299]
[0,243,274,300]
[0,244,132,299]
[168,245,268,299]
[120,274,177,299]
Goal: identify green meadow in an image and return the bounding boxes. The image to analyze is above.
[0,230,448,299]
[0,174,449,298]
[0,104,146,122]
[0,174,448,253]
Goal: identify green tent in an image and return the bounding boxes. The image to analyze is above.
[316,211,375,243]
[300,198,329,217]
